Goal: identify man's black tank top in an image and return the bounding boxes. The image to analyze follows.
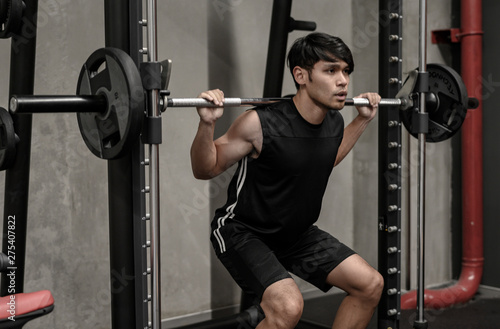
[212,99,344,248]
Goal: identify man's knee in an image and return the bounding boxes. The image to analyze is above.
[263,298,303,329]
[260,280,304,328]
[363,270,384,305]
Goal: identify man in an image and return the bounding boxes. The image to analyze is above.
[191,32,384,329]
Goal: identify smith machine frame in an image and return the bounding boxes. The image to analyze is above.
[378,0,403,328]
[103,2,150,329]
[1,0,424,328]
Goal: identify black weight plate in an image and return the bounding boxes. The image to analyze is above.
[76,48,144,159]
[0,0,23,39]
[0,107,17,171]
[0,0,6,23]
[401,63,468,143]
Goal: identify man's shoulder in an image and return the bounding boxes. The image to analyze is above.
[254,99,295,121]
[255,98,293,111]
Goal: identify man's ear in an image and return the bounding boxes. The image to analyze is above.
[292,66,307,86]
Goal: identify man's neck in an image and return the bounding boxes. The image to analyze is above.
[292,91,328,125]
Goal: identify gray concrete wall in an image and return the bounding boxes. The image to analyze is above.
[0,1,456,328]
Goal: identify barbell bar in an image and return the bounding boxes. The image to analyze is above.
[163,96,405,109]
[10,95,108,114]
[9,95,406,114]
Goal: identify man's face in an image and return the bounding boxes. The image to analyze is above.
[303,58,351,110]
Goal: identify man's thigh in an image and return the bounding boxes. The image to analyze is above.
[325,253,380,294]
[211,221,292,300]
[277,225,356,293]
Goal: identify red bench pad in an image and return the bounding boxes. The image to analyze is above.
[0,290,54,319]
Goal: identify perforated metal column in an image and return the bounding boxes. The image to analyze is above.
[378,1,403,328]
[104,1,149,328]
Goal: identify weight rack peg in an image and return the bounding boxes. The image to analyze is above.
[387,247,398,254]
[389,13,400,20]
[388,267,398,275]
[387,226,398,233]
[387,309,398,316]
[388,184,399,191]
[388,205,399,212]
[388,163,399,170]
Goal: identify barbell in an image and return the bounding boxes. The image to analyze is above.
[162,97,405,108]
[0,0,24,39]
[2,47,474,164]
[9,96,405,113]
[0,107,17,170]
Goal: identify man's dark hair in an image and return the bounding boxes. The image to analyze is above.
[287,32,354,89]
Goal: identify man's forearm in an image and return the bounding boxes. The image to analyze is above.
[334,115,372,166]
[191,120,218,179]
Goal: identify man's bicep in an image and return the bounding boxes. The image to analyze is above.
[213,137,252,173]
[212,111,261,174]
[215,111,262,173]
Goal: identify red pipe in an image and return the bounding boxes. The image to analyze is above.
[401,0,484,310]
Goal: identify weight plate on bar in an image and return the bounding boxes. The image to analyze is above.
[401,63,468,143]
[76,47,144,159]
[0,107,17,171]
[0,0,23,39]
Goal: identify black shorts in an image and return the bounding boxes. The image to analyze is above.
[211,220,356,300]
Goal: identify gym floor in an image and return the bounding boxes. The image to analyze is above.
[298,286,500,329]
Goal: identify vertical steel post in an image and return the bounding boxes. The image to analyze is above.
[145,0,162,327]
[414,0,428,327]
[262,0,293,97]
[378,0,403,328]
